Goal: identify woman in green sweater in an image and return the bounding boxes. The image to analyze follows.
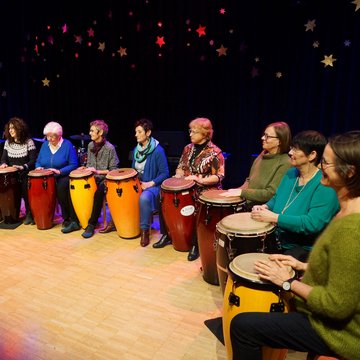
[230,130,360,360]
[251,130,339,261]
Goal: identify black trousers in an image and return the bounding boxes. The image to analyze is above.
[56,176,78,223]
[88,179,105,226]
[230,312,337,360]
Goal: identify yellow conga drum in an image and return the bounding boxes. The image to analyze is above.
[223,253,293,360]
[69,169,97,229]
[105,168,142,239]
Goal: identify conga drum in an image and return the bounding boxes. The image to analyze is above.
[0,167,21,223]
[105,168,142,239]
[196,189,246,285]
[216,212,277,293]
[160,178,196,252]
[69,169,97,229]
[28,169,56,230]
[223,253,293,360]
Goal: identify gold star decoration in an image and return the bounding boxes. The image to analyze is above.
[254,57,260,63]
[117,47,127,57]
[275,72,283,78]
[321,54,337,67]
[352,0,360,11]
[304,19,316,32]
[98,42,105,52]
[216,44,227,56]
[42,77,50,87]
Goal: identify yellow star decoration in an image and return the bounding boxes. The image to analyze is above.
[352,0,360,11]
[304,19,316,32]
[42,77,50,87]
[321,54,337,67]
[216,44,227,56]
[275,72,283,79]
[98,42,106,52]
[117,47,127,57]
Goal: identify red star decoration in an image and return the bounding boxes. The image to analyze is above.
[87,28,94,37]
[156,36,165,48]
[74,35,83,44]
[196,25,206,37]
[220,8,226,15]
[62,24,67,33]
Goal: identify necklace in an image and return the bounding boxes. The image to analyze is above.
[281,169,319,214]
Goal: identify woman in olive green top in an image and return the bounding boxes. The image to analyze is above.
[230,131,360,360]
[221,121,292,208]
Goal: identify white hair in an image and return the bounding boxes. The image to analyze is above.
[43,122,63,136]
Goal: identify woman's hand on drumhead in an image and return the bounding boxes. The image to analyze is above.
[252,205,268,211]
[268,254,307,272]
[49,168,60,175]
[254,259,292,287]
[36,167,44,170]
[251,208,278,223]
[0,163,8,168]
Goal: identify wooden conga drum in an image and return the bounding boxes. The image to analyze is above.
[105,168,142,239]
[69,169,97,229]
[0,167,21,223]
[28,169,56,230]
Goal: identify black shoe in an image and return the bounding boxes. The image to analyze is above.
[61,221,81,234]
[187,245,199,261]
[99,220,116,233]
[23,213,35,225]
[153,234,172,248]
[82,224,95,238]
[62,219,71,228]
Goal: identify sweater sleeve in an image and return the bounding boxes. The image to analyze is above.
[152,147,170,186]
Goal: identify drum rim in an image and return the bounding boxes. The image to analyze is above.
[106,168,137,180]
[0,166,18,173]
[216,222,276,237]
[161,178,195,191]
[198,189,245,205]
[69,169,94,178]
[28,169,54,177]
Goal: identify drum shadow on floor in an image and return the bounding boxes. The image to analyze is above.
[0,221,22,229]
[204,317,224,345]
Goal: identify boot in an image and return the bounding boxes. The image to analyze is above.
[99,219,116,233]
[140,229,150,247]
[187,245,199,261]
[153,234,172,248]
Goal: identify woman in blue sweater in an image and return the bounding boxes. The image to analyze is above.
[35,122,79,231]
[132,119,169,247]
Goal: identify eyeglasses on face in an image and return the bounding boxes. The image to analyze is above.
[320,157,336,169]
[46,134,59,140]
[189,129,200,135]
[262,133,278,140]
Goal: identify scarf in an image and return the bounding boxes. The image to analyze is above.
[134,137,157,163]
[91,139,106,157]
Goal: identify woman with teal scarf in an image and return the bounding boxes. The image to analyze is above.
[132,119,169,247]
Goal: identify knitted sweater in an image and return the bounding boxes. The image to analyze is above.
[1,139,37,171]
[241,151,291,205]
[267,167,339,250]
[295,214,360,360]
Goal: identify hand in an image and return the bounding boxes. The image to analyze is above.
[268,254,307,272]
[0,163,8,168]
[141,181,154,190]
[184,174,202,183]
[251,208,278,223]
[48,168,61,175]
[13,165,24,171]
[86,166,96,173]
[36,167,44,170]
[252,204,268,211]
[254,258,293,287]
[220,189,241,197]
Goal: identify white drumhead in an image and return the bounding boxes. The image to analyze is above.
[198,189,245,206]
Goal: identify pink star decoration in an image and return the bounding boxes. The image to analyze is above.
[87,28,95,37]
[62,24,68,33]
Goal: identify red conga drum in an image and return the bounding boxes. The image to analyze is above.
[160,178,196,252]
[105,168,142,239]
[196,189,246,285]
[28,169,56,230]
[0,167,21,223]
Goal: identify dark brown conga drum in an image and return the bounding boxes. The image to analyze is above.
[28,169,56,230]
[0,167,21,223]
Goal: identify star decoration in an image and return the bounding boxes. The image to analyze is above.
[1,90,6,97]
[219,8,226,15]
[275,72,283,78]
[254,57,260,63]
[352,0,360,11]
[321,54,337,67]
[313,41,320,48]
[74,35,83,44]
[344,40,351,47]
[304,19,316,32]
[98,42,105,52]
[216,44,227,56]
[42,77,50,87]
[156,36,165,48]
[196,25,206,37]
[117,47,127,57]
[251,67,259,78]
[62,24,68,33]
[87,28,94,37]
[47,35,54,45]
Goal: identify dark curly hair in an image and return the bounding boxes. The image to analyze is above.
[134,118,153,133]
[4,117,31,144]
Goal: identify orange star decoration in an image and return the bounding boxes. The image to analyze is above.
[156,36,165,48]
[352,0,360,11]
[321,54,337,67]
[216,44,227,56]
[304,19,316,32]
[196,25,206,37]
[42,77,50,87]
[117,47,127,57]
[98,42,105,52]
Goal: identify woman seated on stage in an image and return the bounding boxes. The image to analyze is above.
[153,117,225,261]
[230,130,360,360]
[221,121,292,209]
[250,130,339,261]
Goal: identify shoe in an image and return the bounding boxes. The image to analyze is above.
[153,234,172,248]
[140,229,150,247]
[23,213,35,225]
[82,224,95,238]
[187,245,199,261]
[62,219,71,228]
[99,220,116,233]
[61,221,81,234]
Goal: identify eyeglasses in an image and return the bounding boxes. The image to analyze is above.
[320,157,336,169]
[46,134,59,140]
[189,129,200,135]
[262,133,278,140]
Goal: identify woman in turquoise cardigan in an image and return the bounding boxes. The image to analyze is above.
[230,130,360,360]
[251,130,339,261]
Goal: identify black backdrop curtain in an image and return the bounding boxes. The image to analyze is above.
[1,0,359,187]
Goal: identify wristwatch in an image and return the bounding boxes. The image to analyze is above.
[282,278,296,291]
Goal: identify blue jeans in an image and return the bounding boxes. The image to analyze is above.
[139,189,156,230]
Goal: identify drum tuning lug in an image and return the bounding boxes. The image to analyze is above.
[116,188,123,197]
[42,180,48,190]
[84,184,90,189]
[270,301,285,313]
[104,186,108,194]
[133,184,139,193]
[70,185,75,190]
[228,292,240,307]
[173,197,180,208]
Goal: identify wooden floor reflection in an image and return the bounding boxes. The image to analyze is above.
[0,212,307,360]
